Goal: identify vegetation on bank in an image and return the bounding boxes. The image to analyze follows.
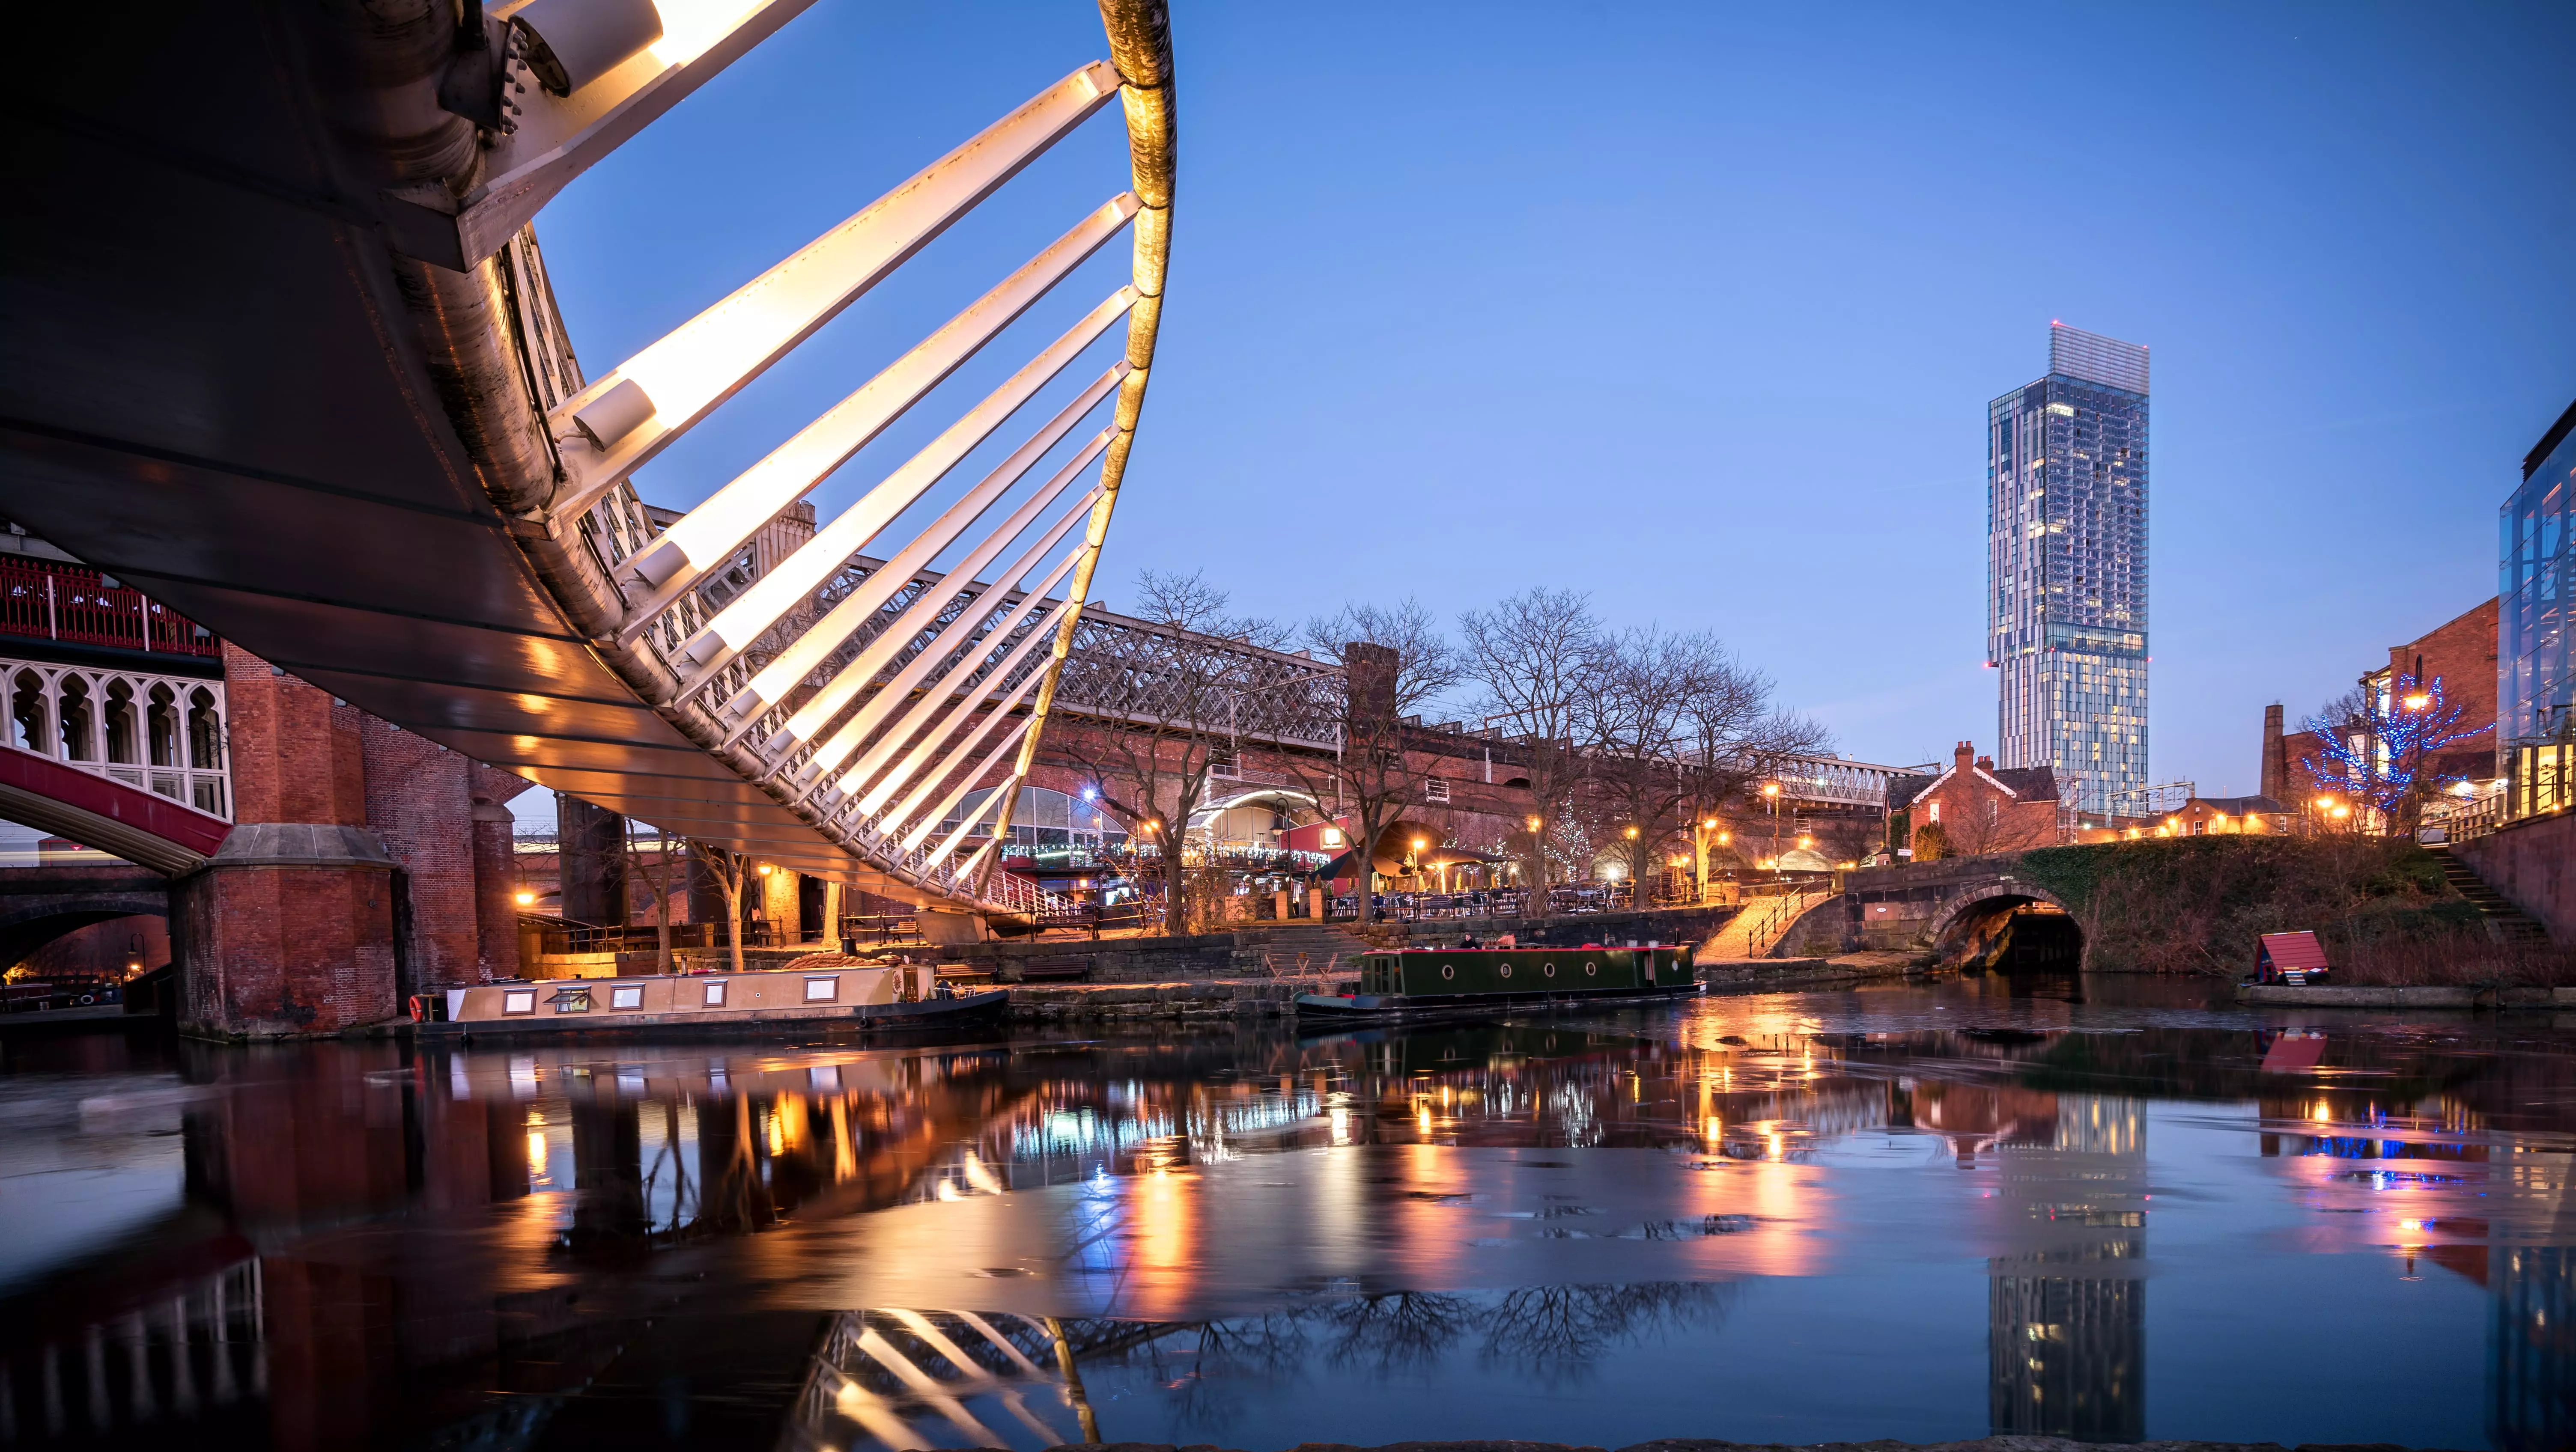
[2007,836,2568,985]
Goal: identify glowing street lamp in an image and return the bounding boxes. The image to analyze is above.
[2403,692,2430,710]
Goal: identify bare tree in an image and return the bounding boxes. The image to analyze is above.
[688,840,749,973]
[1582,627,1720,892]
[1675,654,1828,890]
[1577,627,1829,896]
[623,825,681,972]
[1055,570,1284,933]
[1274,599,1462,914]
[1459,588,1603,918]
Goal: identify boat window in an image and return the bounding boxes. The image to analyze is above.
[1585,961,1597,976]
[803,976,839,1003]
[1440,964,1454,980]
[703,981,727,1007]
[1543,961,1557,977]
[1499,963,1513,979]
[501,990,535,1016]
[610,985,643,1010]
[551,987,591,1014]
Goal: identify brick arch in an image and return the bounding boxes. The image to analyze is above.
[1924,878,2080,967]
[0,889,171,969]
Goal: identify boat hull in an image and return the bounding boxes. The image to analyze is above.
[419,989,1009,1042]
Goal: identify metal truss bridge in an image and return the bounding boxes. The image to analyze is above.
[4,0,1184,916]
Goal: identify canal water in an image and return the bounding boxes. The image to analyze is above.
[0,975,2561,1450]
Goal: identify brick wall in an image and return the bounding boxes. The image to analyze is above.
[360,718,480,992]
[179,864,397,1035]
[222,644,364,825]
[2389,596,2500,744]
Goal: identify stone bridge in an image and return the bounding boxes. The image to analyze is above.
[1773,855,2084,969]
[0,864,171,972]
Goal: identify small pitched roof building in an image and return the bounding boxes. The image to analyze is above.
[1888,743,2062,856]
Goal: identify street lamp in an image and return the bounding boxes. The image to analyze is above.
[1761,781,1783,862]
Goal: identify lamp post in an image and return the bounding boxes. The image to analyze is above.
[1762,782,1782,865]
[1524,813,1543,913]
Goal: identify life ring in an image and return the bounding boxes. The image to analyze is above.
[77,994,95,1006]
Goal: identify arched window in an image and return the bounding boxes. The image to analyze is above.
[186,688,224,773]
[56,675,94,761]
[9,672,45,754]
[103,678,138,765]
[147,684,179,767]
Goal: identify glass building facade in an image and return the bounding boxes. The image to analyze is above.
[1989,325,2150,815]
[2501,400,2576,818]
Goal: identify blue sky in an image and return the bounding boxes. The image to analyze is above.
[536,0,2576,798]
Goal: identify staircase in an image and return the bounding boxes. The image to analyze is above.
[1239,921,1378,983]
[1703,892,1828,959]
[2426,845,2552,945]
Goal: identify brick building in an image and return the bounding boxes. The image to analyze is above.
[2261,596,2501,812]
[1889,743,2061,857]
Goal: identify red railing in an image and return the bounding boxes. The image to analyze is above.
[0,558,218,657]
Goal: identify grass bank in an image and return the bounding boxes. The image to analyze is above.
[2007,836,2571,985]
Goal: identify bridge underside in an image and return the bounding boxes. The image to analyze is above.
[3,4,948,903]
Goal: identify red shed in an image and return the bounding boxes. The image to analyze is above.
[2255,931,2331,985]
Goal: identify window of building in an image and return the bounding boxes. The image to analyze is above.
[1926,801,1941,823]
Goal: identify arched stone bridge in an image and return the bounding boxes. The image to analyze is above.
[1772,855,2084,968]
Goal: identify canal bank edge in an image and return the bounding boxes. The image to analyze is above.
[2237,981,2576,1009]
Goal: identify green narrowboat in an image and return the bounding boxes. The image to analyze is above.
[1295,944,1701,1022]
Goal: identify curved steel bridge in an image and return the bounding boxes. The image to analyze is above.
[3,0,1177,916]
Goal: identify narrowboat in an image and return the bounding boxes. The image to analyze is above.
[1295,945,1702,1023]
[418,961,1006,1041]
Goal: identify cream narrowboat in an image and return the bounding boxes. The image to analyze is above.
[421,961,1005,1040]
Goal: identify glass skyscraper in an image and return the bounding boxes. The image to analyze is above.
[1988,324,2150,816]
[2500,399,2576,818]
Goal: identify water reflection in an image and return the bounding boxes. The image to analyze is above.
[0,982,2570,1447]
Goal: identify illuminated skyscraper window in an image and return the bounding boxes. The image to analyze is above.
[1988,324,2149,815]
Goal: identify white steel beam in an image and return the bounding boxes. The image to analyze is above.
[678,291,1134,682]
[885,657,1058,843]
[613,196,1138,633]
[721,362,1121,733]
[911,731,1032,863]
[546,60,1125,518]
[757,421,1113,749]
[799,477,1099,785]
[389,0,821,269]
[814,551,1076,824]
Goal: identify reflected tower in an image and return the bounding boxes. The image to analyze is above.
[1988,1093,2147,1440]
